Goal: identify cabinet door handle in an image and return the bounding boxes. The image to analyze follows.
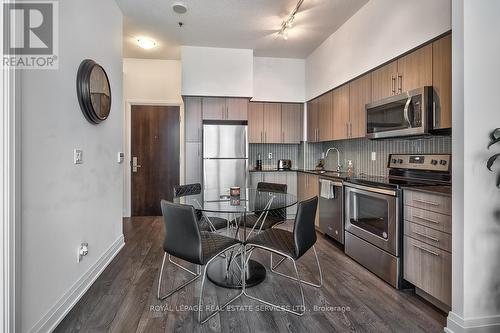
[413,199,440,206]
[413,230,440,243]
[413,215,440,225]
[412,243,439,256]
[349,123,352,138]
[265,132,267,143]
[226,106,229,119]
[260,131,263,143]
[282,131,285,143]
[391,76,396,94]
[398,74,403,93]
[433,101,438,128]
[346,123,349,137]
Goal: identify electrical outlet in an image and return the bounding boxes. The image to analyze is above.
[74,149,83,164]
[371,152,376,161]
[268,152,273,159]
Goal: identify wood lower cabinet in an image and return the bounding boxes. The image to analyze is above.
[403,189,451,309]
[298,173,319,227]
[248,102,303,144]
[184,97,202,142]
[349,73,371,138]
[250,171,298,218]
[281,103,303,144]
[332,85,350,140]
[307,99,319,142]
[432,34,452,130]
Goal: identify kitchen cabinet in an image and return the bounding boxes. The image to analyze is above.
[248,102,303,144]
[250,171,298,218]
[432,34,452,130]
[349,73,371,138]
[184,96,202,142]
[202,97,248,120]
[371,61,398,101]
[185,142,202,184]
[397,44,433,93]
[332,85,350,140]
[298,173,319,227]
[318,92,334,141]
[281,103,303,144]
[403,189,451,309]
[248,102,264,143]
[263,103,282,143]
[307,98,319,142]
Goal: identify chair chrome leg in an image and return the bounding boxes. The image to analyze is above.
[242,244,305,316]
[198,244,244,324]
[270,245,323,288]
[157,253,201,300]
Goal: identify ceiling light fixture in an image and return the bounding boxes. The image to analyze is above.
[172,3,187,14]
[279,0,304,40]
[137,37,157,50]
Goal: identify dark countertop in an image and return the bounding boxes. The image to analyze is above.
[249,168,350,180]
[402,185,452,196]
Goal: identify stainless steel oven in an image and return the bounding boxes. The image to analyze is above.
[366,86,432,139]
[344,182,402,288]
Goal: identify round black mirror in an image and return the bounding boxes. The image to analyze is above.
[76,59,111,124]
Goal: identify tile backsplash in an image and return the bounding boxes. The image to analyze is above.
[249,143,299,170]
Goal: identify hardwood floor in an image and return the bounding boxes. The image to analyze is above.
[55,217,446,333]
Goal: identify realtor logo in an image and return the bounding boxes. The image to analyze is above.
[3,1,58,69]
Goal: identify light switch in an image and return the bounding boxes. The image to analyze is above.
[117,152,124,164]
[74,149,83,164]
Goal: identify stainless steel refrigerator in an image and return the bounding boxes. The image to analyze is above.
[203,122,248,200]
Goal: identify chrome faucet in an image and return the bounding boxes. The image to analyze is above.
[324,147,342,172]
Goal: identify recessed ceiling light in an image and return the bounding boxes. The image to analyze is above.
[137,37,157,50]
[172,3,187,14]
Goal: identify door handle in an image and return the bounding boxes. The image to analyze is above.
[391,76,396,94]
[132,156,141,173]
[403,97,412,128]
[413,230,440,243]
[265,132,267,143]
[282,131,284,143]
[412,215,440,225]
[412,243,439,256]
[261,131,263,143]
[349,123,352,138]
[398,74,403,93]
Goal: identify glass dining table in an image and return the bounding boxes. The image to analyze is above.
[173,187,297,289]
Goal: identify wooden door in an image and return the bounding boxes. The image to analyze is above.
[248,102,264,143]
[131,105,180,216]
[349,73,371,138]
[307,99,318,142]
[202,97,226,120]
[332,85,350,140]
[281,103,303,144]
[371,60,398,101]
[226,98,248,120]
[432,34,452,130]
[397,44,432,93]
[318,92,333,141]
[184,97,202,142]
[263,103,282,143]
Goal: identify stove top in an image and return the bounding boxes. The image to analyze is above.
[346,154,452,190]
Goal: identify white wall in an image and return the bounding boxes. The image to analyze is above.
[122,59,183,217]
[447,1,500,332]
[20,1,123,332]
[305,0,451,100]
[181,46,253,97]
[252,57,305,102]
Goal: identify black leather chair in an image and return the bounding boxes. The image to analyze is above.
[158,200,243,323]
[173,183,228,232]
[243,197,322,316]
[239,182,288,236]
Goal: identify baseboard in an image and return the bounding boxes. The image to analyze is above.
[28,234,125,333]
[445,311,500,333]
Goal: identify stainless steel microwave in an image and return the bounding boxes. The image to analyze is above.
[366,87,432,139]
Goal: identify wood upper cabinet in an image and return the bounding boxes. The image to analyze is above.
[281,103,303,144]
[248,102,264,143]
[307,99,319,142]
[318,92,334,142]
[371,60,398,101]
[432,34,452,130]
[184,96,202,142]
[202,97,226,120]
[202,97,248,120]
[397,44,433,93]
[263,103,282,143]
[226,98,248,120]
[332,85,350,140]
[349,73,371,139]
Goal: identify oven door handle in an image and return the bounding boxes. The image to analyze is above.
[403,97,412,128]
[344,182,397,197]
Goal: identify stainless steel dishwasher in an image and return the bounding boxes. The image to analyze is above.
[319,178,344,244]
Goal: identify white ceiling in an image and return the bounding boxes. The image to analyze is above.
[116,0,369,60]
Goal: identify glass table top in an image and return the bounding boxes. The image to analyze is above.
[172,188,297,214]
